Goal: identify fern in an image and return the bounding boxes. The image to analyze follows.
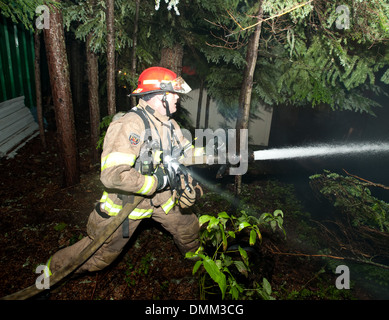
[0,0,59,30]
[310,170,389,232]
[381,69,389,84]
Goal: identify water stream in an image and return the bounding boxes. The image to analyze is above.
[253,142,389,161]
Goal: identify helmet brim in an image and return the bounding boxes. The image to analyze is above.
[128,89,166,97]
[129,76,192,96]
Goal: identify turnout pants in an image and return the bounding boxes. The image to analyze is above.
[49,205,200,274]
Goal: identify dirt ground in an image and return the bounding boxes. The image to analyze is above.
[0,129,373,301]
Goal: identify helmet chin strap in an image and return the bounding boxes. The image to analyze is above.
[162,92,171,117]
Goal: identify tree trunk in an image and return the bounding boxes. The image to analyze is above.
[196,79,204,128]
[33,29,46,149]
[130,0,140,109]
[86,34,100,164]
[43,1,79,186]
[106,0,116,115]
[234,4,263,196]
[159,43,183,76]
[69,37,83,112]
[204,94,211,128]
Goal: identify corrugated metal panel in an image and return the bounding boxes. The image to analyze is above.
[0,96,39,158]
[0,16,35,108]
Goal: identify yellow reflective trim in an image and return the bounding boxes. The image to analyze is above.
[153,150,163,164]
[99,191,153,219]
[136,175,155,195]
[100,192,123,216]
[101,152,136,171]
[100,191,109,202]
[161,196,178,214]
[102,202,122,216]
[45,256,53,277]
[128,208,153,220]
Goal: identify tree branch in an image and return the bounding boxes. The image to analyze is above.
[227,0,314,34]
[267,244,389,270]
[343,169,389,190]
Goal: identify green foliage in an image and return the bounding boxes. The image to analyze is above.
[310,170,389,232]
[201,0,389,117]
[117,70,140,92]
[319,0,389,44]
[248,15,389,114]
[53,222,67,232]
[381,68,389,84]
[5,0,388,118]
[125,252,154,287]
[63,0,134,54]
[0,0,58,30]
[186,210,285,300]
[69,232,84,246]
[280,0,389,112]
[276,271,353,300]
[96,114,114,150]
[262,0,313,24]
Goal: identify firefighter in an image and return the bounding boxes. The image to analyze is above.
[46,67,203,275]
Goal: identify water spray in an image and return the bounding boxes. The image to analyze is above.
[253,142,389,161]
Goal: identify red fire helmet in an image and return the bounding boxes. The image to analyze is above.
[130,67,191,96]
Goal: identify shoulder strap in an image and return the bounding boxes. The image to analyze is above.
[129,107,151,135]
[129,107,164,166]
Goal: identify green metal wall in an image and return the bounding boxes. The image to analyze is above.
[0,16,36,108]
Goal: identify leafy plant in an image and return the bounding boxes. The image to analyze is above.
[54,222,67,232]
[0,0,59,30]
[96,114,115,150]
[310,170,389,232]
[186,210,285,300]
[125,253,154,287]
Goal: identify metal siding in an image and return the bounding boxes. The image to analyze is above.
[0,16,35,107]
[0,96,39,158]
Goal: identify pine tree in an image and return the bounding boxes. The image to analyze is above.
[194,0,388,194]
[43,0,80,186]
[1,0,80,186]
[203,0,388,115]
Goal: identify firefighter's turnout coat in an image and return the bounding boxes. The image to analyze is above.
[48,99,203,274]
[99,99,200,219]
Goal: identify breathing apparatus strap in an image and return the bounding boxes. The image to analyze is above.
[120,194,134,238]
[162,93,171,118]
[131,103,192,202]
[130,107,163,171]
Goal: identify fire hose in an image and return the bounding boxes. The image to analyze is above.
[1,143,249,300]
[1,154,204,300]
[1,196,144,300]
[1,150,201,300]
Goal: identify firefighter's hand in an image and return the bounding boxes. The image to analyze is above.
[163,155,188,191]
[154,167,168,191]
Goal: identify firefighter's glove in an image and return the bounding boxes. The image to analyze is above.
[154,167,168,191]
[177,175,204,209]
[178,184,196,208]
